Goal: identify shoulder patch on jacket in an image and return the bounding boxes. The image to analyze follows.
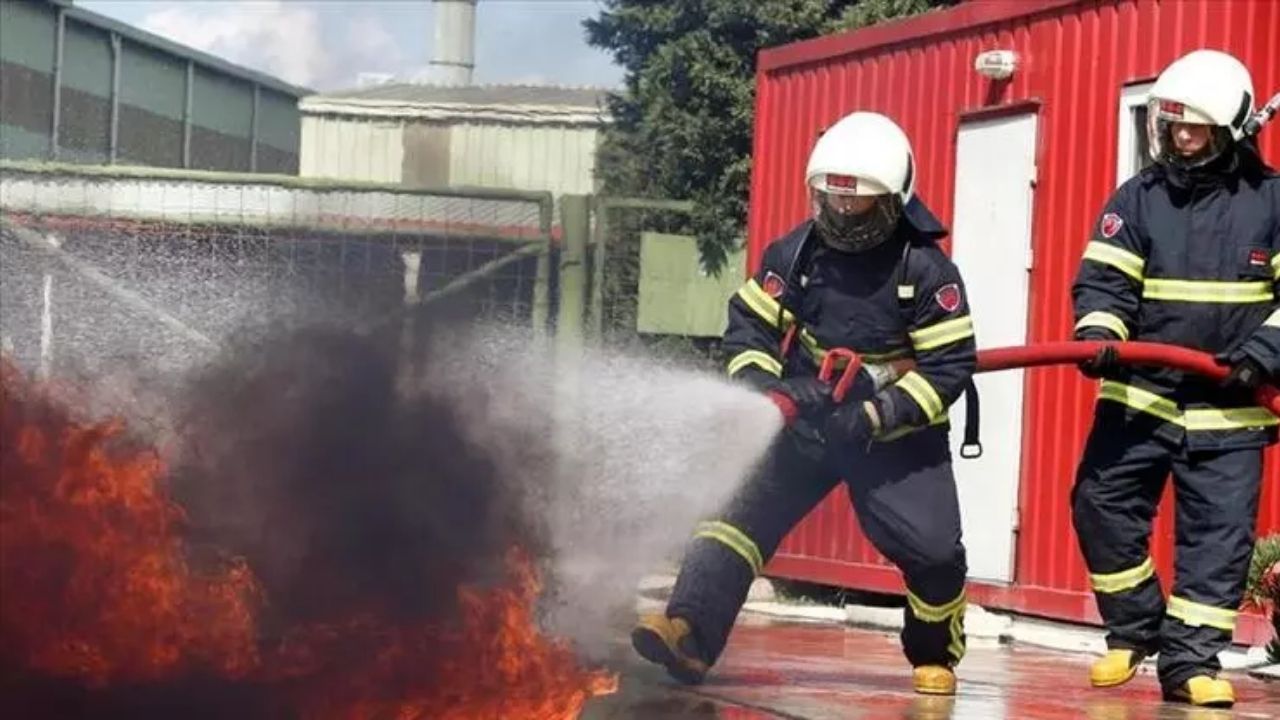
[1100,213,1124,239]
[935,283,962,313]
[762,271,787,298]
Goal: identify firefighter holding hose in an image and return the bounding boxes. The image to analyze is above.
[631,112,978,696]
[1070,49,1280,708]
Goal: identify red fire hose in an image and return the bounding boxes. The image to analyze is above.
[770,341,1280,425]
[977,341,1280,416]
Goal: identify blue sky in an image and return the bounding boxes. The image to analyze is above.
[77,1,625,92]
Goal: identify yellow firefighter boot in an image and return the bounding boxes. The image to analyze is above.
[1090,649,1144,688]
[912,665,957,695]
[908,695,956,720]
[630,614,709,685]
[1163,675,1234,708]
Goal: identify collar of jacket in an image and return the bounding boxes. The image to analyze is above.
[1157,143,1262,191]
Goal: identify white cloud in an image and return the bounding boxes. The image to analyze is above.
[137,1,402,90]
[345,15,403,70]
[91,0,618,91]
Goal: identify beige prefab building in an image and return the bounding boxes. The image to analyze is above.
[298,84,609,194]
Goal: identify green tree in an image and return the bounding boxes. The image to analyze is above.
[585,0,958,273]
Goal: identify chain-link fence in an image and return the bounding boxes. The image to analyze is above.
[585,197,742,373]
[0,160,555,379]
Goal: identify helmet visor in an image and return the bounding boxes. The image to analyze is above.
[812,191,901,253]
[1146,98,1231,168]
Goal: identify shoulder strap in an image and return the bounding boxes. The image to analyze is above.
[895,240,915,323]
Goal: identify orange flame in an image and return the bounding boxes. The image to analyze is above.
[0,359,261,686]
[0,357,617,717]
[266,548,618,720]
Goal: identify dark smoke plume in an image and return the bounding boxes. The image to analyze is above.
[2,307,571,719]
[169,315,551,630]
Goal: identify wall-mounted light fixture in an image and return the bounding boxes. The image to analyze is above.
[974,50,1018,80]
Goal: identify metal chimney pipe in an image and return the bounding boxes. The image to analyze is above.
[429,0,476,86]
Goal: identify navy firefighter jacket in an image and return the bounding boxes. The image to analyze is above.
[1072,147,1280,451]
[723,199,978,442]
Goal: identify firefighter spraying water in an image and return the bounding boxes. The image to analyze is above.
[631,111,980,696]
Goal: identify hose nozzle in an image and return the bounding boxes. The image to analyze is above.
[1243,92,1280,138]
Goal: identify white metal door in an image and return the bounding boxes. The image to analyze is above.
[946,113,1037,583]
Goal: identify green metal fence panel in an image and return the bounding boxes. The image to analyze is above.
[636,232,742,338]
[589,196,726,370]
[557,194,589,355]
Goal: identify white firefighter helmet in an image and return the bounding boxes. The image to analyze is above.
[1147,49,1255,166]
[805,112,916,203]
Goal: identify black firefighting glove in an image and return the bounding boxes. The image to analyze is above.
[824,399,881,450]
[1075,328,1122,380]
[1217,352,1267,392]
[776,376,835,420]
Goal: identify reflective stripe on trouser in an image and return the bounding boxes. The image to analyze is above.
[667,427,967,669]
[668,434,838,665]
[1071,407,1262,689]
[838,427,968,668]
[906,589,968,665]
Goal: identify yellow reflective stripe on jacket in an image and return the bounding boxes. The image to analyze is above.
[1167,596,1237,632]
[737,279,913,367]
[1099,381,1186,424]
[809,343,912,366]
[877,414,949,443]
[694,521,763,576]
[1083,241,1144,281]
[909,315,975,352]
[896,371,945,422]
[1075,311,1130,341]
[1142,278,1272,303]
[1272,252,1280,281]
[1090,557,1154,594]
[1099,381,1279,430]
[736,278,792,329]
[727,350,782,378]
[907,589,966,623]
[794,329,910,367]
[1184,407,1279,431]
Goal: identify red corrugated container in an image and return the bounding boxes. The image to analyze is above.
[749,0,1280,645]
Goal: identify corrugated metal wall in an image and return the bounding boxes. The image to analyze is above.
[0,0,302,173]
[750,0,1280,641]
[299,115,406,183]
[446,123,598,195]
[299,113,600,196]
